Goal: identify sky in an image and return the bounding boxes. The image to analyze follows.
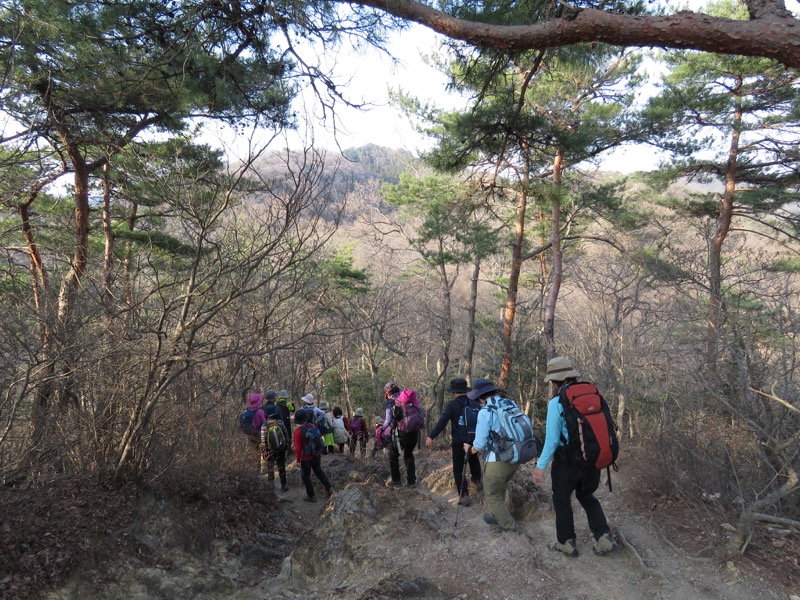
[284,24,666,174]
[205,22,672,173]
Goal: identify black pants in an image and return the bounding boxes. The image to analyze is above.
[300,456,332,498]
[389,430,419,485]
[452,443,482,496]
[265,449,287,485]
[551,453,610,543]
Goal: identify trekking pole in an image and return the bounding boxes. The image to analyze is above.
[454,447,470,527]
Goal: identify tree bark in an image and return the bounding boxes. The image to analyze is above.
[349,0,800,69]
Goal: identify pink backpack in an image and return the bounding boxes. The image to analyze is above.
[394,389,425,433]
[375,424,392,449]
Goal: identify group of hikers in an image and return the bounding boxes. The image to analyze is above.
[239,356,620,558]
[239,389,371,502]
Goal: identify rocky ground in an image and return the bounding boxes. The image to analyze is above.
[1,444,798,600]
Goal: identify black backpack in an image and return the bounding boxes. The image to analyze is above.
[263,419,288,453]
[314,411,332,435]
[460,396,481,444]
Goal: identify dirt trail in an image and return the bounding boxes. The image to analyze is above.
[241,447,795,600]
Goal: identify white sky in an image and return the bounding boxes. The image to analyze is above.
[278,24,665,174]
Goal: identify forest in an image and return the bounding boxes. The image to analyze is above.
[0,0,798,590]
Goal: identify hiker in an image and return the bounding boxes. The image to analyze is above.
[426,377,482,506]
[347,407,369,457]
[383,383,420,488]
[264,389,278,411]
[318,401,336,454]
[262,403,289,491]
[293,408,335,502]
[463,379,522,533]
[298,393,331,453]
[331,406,350,453]
[239,393,267,471]
[532,356,618,557]
[275,389,294,450]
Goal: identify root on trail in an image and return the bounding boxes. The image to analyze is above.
[616,527,670,583]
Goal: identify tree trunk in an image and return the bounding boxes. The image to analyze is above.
[56,147,91,326]
[705,90,741,383]
[543,150,564,359]
[498,184,528,389]
[464,258,481,385]
[102,162,114,308]
[435,260,453,416]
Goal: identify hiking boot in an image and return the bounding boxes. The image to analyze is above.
[387,480,402,488]
[483,513,499,525]
[472,479,483,492]
[280,484,289,492]
[593,532,618,555]
[303,495,317,503]
[457,495,473,507]
[407,481,417,488]
[326,486,335,497]
[553,539,578,558]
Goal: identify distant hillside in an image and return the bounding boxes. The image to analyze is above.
[246,144,420,220]
[340,144,418,185]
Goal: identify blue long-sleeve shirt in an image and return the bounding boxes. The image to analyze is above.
[536,396,569,470]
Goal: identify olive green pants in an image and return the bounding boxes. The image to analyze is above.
[483,460,520,530]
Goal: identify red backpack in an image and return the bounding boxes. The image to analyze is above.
[558,382,619,488]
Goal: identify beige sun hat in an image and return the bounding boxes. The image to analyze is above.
[543,357,581,383]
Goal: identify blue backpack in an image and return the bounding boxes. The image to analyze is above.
[239,408,259,435]
[300,423,324,456]
[485,396,538,464]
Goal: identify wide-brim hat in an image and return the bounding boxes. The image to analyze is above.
[447,377,472,394]
[247,393,263,409]
[301,393,314,405]
[467,378,499,400]
[354,407,364,417]
[265,389,277,400]
[319,401,329,410]
[543,357,581,383]
[278,390,289,399]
